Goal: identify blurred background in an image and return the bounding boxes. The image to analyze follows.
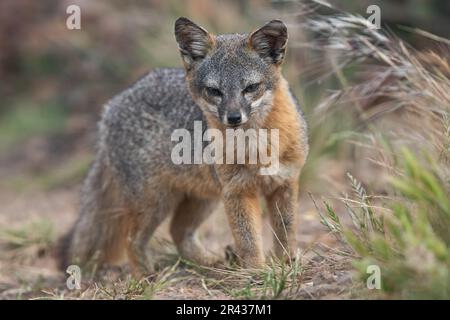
[0,0,448,193]
[0,0,449,299]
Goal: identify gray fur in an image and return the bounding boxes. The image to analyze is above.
[59,18,309,273]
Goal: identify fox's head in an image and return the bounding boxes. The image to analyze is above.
[174,17,288,128]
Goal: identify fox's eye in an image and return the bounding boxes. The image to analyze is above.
[243,83,260,94]
[205,87,223,97]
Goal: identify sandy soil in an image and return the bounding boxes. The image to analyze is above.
[0,182,357,300]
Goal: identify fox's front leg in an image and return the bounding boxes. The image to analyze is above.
[265,179,299,260]
[223,189,264,268]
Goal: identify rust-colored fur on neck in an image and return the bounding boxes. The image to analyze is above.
[264,77,306,166]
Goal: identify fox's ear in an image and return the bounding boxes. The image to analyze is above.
[249,20,288,65]
[174,17,214,69]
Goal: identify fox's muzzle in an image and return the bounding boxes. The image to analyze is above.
[227,111,242,126]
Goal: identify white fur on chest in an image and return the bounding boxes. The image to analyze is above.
[258,162,299,191]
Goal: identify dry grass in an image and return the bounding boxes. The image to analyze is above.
[301,0,450,299]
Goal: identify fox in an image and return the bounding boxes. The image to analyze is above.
[58,17,309,276]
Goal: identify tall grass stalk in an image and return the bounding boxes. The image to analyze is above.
[302,0,450,299]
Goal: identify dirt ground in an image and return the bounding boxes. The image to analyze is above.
[0,127,366,300]
[0,182,361,299]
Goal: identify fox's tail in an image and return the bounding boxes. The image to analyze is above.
[57,153,129,273]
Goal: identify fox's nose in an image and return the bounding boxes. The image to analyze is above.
[227,112,242,125]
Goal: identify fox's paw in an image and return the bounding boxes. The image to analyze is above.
[225,245,266,269]
[224,245,239,266]
[193,252,220,267]
[178,244,220,267]
[128,259,156,281]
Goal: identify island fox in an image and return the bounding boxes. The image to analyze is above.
[58,17,309,275]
